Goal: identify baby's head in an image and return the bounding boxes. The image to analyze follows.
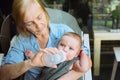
[58,32,82,61]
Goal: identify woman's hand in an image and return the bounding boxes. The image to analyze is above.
[30,50,44,67]
[28,48,59,67]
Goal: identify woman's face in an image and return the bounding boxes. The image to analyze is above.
[58,35,80,61]
[23,3,48,35]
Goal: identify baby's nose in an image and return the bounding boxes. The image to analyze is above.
[63,47,69,52]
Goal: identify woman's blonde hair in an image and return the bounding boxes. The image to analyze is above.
[12,0,49,36]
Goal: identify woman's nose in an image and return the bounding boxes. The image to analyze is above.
[34,19,40,28]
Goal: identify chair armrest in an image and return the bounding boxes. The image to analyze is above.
[83,34,92,80]
[0,53,4,66]
[83,34,90,55]
[84,68,92,80]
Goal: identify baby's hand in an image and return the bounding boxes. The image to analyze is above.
[25,50,35,59]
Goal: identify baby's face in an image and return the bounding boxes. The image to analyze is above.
[58,35,80,61]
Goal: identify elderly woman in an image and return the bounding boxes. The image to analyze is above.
[0,0,92,80]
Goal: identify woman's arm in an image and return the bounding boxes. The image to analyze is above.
[0,60,33,80]
[0,50,44,80]
[0,48,58,80]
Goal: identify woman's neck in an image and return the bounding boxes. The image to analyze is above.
[36,28,50,48]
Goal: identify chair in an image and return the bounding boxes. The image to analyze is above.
[0,9,4,52]
[111,47,120,80]
[45,8,82,36]
[0,8,92,80]
[0,9,4,30]
[46,8,92,80]
[0,14,16,54]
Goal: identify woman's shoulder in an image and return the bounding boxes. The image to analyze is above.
[49,23,73,32]
[10,34,34,46]
[11,34,29,42]
[49,23,73,37]
[10,34,36,51]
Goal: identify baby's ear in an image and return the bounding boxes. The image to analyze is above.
[78,49,86,57]
[77,49,82,57]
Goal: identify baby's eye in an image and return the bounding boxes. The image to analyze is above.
[69,47,74,50]
[60,43,65,47]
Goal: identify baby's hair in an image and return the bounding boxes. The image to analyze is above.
[63,32,82,47]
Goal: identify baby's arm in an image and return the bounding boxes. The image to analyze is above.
[72,50,91,72]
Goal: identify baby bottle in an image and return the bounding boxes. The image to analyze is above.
[42,50,66,67]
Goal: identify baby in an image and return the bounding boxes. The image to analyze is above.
[25,32,89,80]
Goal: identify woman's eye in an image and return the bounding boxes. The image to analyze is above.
[37,15,42,20]
[24,22,34,27]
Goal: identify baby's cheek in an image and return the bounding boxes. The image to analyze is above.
[67,55,74,60]
[58,46,63,50]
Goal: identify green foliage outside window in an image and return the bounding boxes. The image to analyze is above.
[111,8,120,18]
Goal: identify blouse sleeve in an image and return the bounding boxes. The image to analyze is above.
[2,35,26,64]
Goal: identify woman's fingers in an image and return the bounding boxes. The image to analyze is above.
[41,48,59,54]
[30,48,59,67]
[30,50,44,67]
